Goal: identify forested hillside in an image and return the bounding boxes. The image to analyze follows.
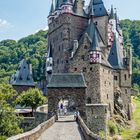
[0,20,140,89]
[0,30,48,83]
[120,20,140,90]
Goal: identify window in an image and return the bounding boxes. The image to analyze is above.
[90,67,93,71]
[107,94,109,99]
[83,67,87,72]
[114,76,118,81]
[57,59,59,64]
[81,55,85,61]
[27,76,30,80]
[125,89,127,94]
[87,97,91,104]
[124,74,127,80]
[74,68,77,71]
[19,76,22,80]
[84,45,88,49]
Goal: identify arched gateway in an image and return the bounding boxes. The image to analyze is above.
[47,73,87,119]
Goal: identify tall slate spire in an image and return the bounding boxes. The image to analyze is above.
[89,0,108,17]
[108,36,124,69]
[86,19,104,50]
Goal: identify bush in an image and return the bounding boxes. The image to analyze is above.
[136,132,140,139]
[108,120,118,136]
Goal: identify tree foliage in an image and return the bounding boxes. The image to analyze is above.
[120,20,140,90]
[16,88,46,115]
[0,30,48,84]
[0,84,22,139]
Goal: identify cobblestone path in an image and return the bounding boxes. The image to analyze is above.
[38,115,85,140]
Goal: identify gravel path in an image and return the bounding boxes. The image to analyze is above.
[38,115,85,140]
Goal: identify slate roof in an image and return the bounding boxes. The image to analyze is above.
[108,36,124,69]
[86,19,105,50]
[10,59,35,86]
[88,0,108,17]
[55,0,63,10]
[47,73,87,88]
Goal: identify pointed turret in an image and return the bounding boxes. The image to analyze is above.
[85,19,105,63]
[109,5,115,19]
[73,0,85,16]
[10,59,35,86]
[108,35,124,69]
[86,19,104,50]
[49,0,55,15]
[88,0,108,17]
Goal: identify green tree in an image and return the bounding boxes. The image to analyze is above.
[16,88,46,115]
[0,84,22,139]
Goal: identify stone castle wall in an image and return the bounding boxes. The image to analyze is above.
[86,104,108,135]
[100,65,114,114]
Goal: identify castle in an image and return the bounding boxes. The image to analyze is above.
[46,0,132,134]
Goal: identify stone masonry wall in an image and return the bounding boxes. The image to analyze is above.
[13,85,35,93]
[100,65,114,115]
[86,104,108,135]
[48,13,88,73]
[70,42,102,103]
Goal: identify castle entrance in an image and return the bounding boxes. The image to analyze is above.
[47,73,87,119]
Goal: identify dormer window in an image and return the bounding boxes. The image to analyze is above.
[27,76,30,80]
[19,76,22,80]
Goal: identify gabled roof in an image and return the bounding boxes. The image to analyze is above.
[86,19,105,51]
[108,36,124,69]
[47,73,87,88]
[10,59,35,86]
[88,0,108,17]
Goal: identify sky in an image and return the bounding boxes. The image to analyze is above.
[0,0,140,41]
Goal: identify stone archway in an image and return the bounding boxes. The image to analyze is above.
[47,73,87,119]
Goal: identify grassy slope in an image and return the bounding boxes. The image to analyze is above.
[121,98,140,140]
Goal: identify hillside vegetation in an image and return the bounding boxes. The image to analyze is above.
[0,20,140,89]
[0,30,48,83]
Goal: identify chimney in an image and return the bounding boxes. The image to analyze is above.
[29,64,33,76]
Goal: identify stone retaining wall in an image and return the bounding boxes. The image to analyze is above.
[7,116,56,140]
[78,116,106,140]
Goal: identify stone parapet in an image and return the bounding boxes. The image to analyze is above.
[7,116,56,140]
[78,115,106,140]
[86,104,108,135]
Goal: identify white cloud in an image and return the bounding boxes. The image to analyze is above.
[43,26,48,31]
[0,19,11,29]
